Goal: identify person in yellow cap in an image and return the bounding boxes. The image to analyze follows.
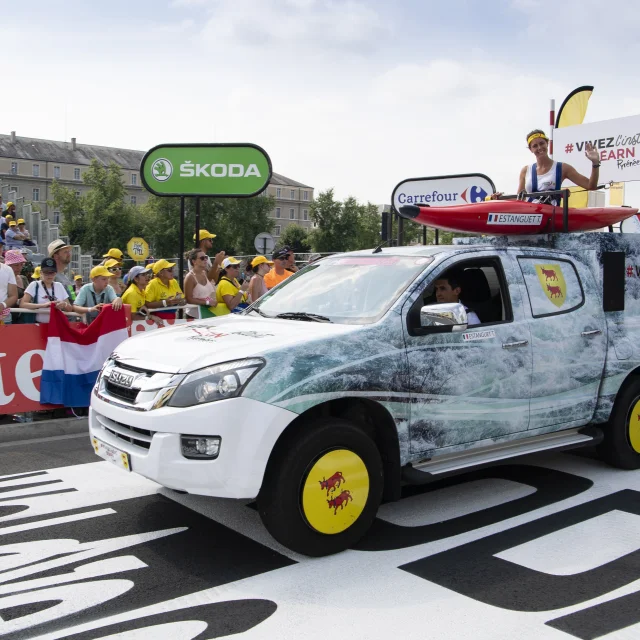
[73,273,83,294]
[194,229,225,282]
[101,248,124,264]
[145,259,186,318]
[16,218,34,246]
[104,258,125,295]
[248,255,273,302]
[5,220,26,250]
[72,265,123,324]
[215,257,250,315]
[122,265,165,327]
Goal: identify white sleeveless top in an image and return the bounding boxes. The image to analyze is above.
[525,161,561,202]
[186,274,216,318]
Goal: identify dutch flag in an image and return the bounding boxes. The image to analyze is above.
[40,305,129,407]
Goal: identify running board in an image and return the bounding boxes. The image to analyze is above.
[402,427,602,483]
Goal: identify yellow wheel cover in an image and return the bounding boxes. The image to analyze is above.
[301,449,369,535]
[629,398,640,454]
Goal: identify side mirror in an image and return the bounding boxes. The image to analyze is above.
[420,302,468,332]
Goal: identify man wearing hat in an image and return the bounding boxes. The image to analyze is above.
[48,239,76,301]
[5,220,26,250]
[73,265,123,325]
[264,247,295,290]
[215,257,251,315]
[5,202,16,218]
[145,259,186,318]
[194,229,225,281]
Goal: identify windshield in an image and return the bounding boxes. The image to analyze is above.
[249,255,433,324]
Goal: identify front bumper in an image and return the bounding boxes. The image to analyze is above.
[89,393,297,498]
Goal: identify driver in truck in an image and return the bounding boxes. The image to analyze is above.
[434,271,481,325]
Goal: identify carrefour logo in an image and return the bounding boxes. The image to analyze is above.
[460,186,488,203]
[151,158,173,182]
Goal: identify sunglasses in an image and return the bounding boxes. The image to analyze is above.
[108,268,121,273]
[196,256,208,261]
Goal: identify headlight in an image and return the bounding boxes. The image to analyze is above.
[168,358,264,408]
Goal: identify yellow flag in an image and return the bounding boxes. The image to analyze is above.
[609,182,625,206]
[556,86,594,129]
[556,86,594,207]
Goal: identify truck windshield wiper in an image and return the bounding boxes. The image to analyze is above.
[247,306,270,317]
[275,312,332,323]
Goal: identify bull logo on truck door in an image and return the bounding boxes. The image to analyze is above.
[535,264,567,308]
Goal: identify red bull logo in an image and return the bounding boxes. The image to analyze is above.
[547,284,562,298]
[327,490,353,515]
[540,268,558,281]
[319,471,346,496]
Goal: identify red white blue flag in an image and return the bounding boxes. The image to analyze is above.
[40,305,129,407]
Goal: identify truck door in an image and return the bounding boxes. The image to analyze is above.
[516,253,607,429]
[403,253,532,455]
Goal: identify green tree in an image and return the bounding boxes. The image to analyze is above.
[139,195,275,259]
[277,224,312,253]
[308,189,383,253]
[51,160,141,256]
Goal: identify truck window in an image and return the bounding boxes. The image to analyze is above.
[517,257,584,318]
[414,259,512,325]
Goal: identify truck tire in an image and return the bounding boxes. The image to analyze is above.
[257,418,383,557]
[598,379,640,470]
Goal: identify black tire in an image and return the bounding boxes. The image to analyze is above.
[597,377,640,470]
[258,417,383,556]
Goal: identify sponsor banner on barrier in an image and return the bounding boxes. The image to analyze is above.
[391,173,495,212]
[553,114,640,183]
[0,314,194,414]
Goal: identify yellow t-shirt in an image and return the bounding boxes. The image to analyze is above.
[122,284,146,314]
[145,277,183,303]
[264,268,293,290]
[215,277,248,316]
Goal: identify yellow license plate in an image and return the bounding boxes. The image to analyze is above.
[91,437,131,472]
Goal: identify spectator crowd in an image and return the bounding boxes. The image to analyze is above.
[0,226,306,326]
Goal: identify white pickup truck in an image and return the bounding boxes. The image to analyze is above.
[89,232,640,556]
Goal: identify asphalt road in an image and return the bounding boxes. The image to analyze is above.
[1,433,640,639]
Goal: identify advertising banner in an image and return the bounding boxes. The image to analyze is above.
[392,174,495,213]
[553,115,640,184]
[140,143,272,197]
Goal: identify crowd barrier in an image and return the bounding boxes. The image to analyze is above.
[0,306,193,414]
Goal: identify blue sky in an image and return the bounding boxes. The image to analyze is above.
[3,0,640,204]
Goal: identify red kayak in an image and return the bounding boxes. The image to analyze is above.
[398,201,639,235]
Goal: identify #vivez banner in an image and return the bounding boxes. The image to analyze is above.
[392,174,495,213]
[553,114,640,184]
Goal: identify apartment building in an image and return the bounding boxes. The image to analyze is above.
[0,132,314,235]
[263,173,315,238]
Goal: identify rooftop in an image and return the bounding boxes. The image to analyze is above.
[0,133,313,188]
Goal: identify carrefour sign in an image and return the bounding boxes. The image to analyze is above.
[392,173,495,212]
[140,143,272,197]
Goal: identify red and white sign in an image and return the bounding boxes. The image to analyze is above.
[553,114,640,183]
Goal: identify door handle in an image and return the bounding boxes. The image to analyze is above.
[502,340,529,349]
[581,329,602,337]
